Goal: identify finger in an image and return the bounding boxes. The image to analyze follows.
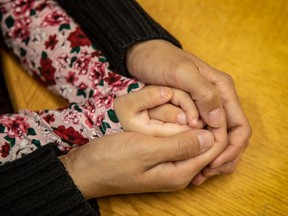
[152,130,214,163]
[170,88,200,127]
[148,104,188,125]
[169,61,225,128]
[123,85,173,112]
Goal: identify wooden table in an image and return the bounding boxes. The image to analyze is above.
[2,0,288,215]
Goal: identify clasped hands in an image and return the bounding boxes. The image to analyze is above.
[61,40,251,199]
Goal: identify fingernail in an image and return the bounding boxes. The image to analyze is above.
[177,112,187,124]
[197,131,214,150]
[209,108,221,126]
[160,87,171,98]
[192,117,198,126]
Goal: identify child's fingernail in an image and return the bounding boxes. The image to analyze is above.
[177,112,187,124]
[192,117,198,126]
[160,87,171,98]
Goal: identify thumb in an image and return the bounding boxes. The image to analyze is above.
[152,130,214,164]
[125,85,173,112]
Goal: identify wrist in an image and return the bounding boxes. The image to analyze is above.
[59,147,93,199]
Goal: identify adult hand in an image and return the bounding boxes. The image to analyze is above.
[114,85,204,137]
[126,40,252,184]
[60,129,216,199]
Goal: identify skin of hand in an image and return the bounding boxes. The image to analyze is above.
[114,85,204,137]
[126,39,252,184]
[60,129,216,199]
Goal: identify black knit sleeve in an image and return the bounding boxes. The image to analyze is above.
[56,0,181,77]
[0,144,100,216]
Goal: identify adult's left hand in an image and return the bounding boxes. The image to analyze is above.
[126,40,252,184]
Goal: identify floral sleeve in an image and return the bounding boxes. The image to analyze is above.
[0,0,144,165]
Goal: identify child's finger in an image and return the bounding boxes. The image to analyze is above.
[148,104,188,125]
[170,88,200,127]
[120,86,173,112]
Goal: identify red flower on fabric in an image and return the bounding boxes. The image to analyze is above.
[53,126,89,145]
[0,142,10,158]
[41,10,69,26]
[40,56,56,85]
[44,34,58,50]
[67,27,92,48]
[12,0,34,17]
[78,82,88,90]
[64,71,78,84]
[0,116,29,139]
[43,114,55,124]
[104,72,121,85]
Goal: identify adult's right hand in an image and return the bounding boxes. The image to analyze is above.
[60,130,216,199]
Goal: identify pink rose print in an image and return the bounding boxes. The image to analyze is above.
[73,53,91,75]
[53,125,89,145]
[96,95,114,109]
[0,116,29,139]
[67,27,92,48]
[12,0,35,17]
[0,142,10,158]
[95,113,105,127]
[41,9,69,27]
[56,53,70,72]
[11,17,31,39]
[89,62,106,87]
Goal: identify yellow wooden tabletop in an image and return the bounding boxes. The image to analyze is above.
[1,0,288,215]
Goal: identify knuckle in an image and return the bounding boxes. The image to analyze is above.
[176,135,198,158]
[220,71,235,87]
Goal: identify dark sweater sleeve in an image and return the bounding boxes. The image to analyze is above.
[56,0,181,77]
[0,144,100,216]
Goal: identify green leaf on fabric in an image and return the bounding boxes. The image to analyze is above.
[98,80,104,87]
[22,37,30,46]
[27,128,36,136]
[41,51,48,59]
[107,110,119,123]
[32,139,41,147]
[70,56,77,67]
[89,90,94,98]
[0,124,5,133]
[59,23,71,31]
[76,89,87,98]
[99,57,107,62]
[74,105,82,112]
[4,136,15,147]
[71,47,80,53]
[127,83,139,93]
[5,16,14,28]
[30,9,36,16]
[99,122,111,134]
[20,48,27,57]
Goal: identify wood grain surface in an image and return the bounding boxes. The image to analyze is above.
[1,0,288,215]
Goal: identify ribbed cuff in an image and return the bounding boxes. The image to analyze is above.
[57,0,181,76]
[0,144,99,216]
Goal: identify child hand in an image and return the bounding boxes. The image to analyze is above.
[114,85,205,137]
